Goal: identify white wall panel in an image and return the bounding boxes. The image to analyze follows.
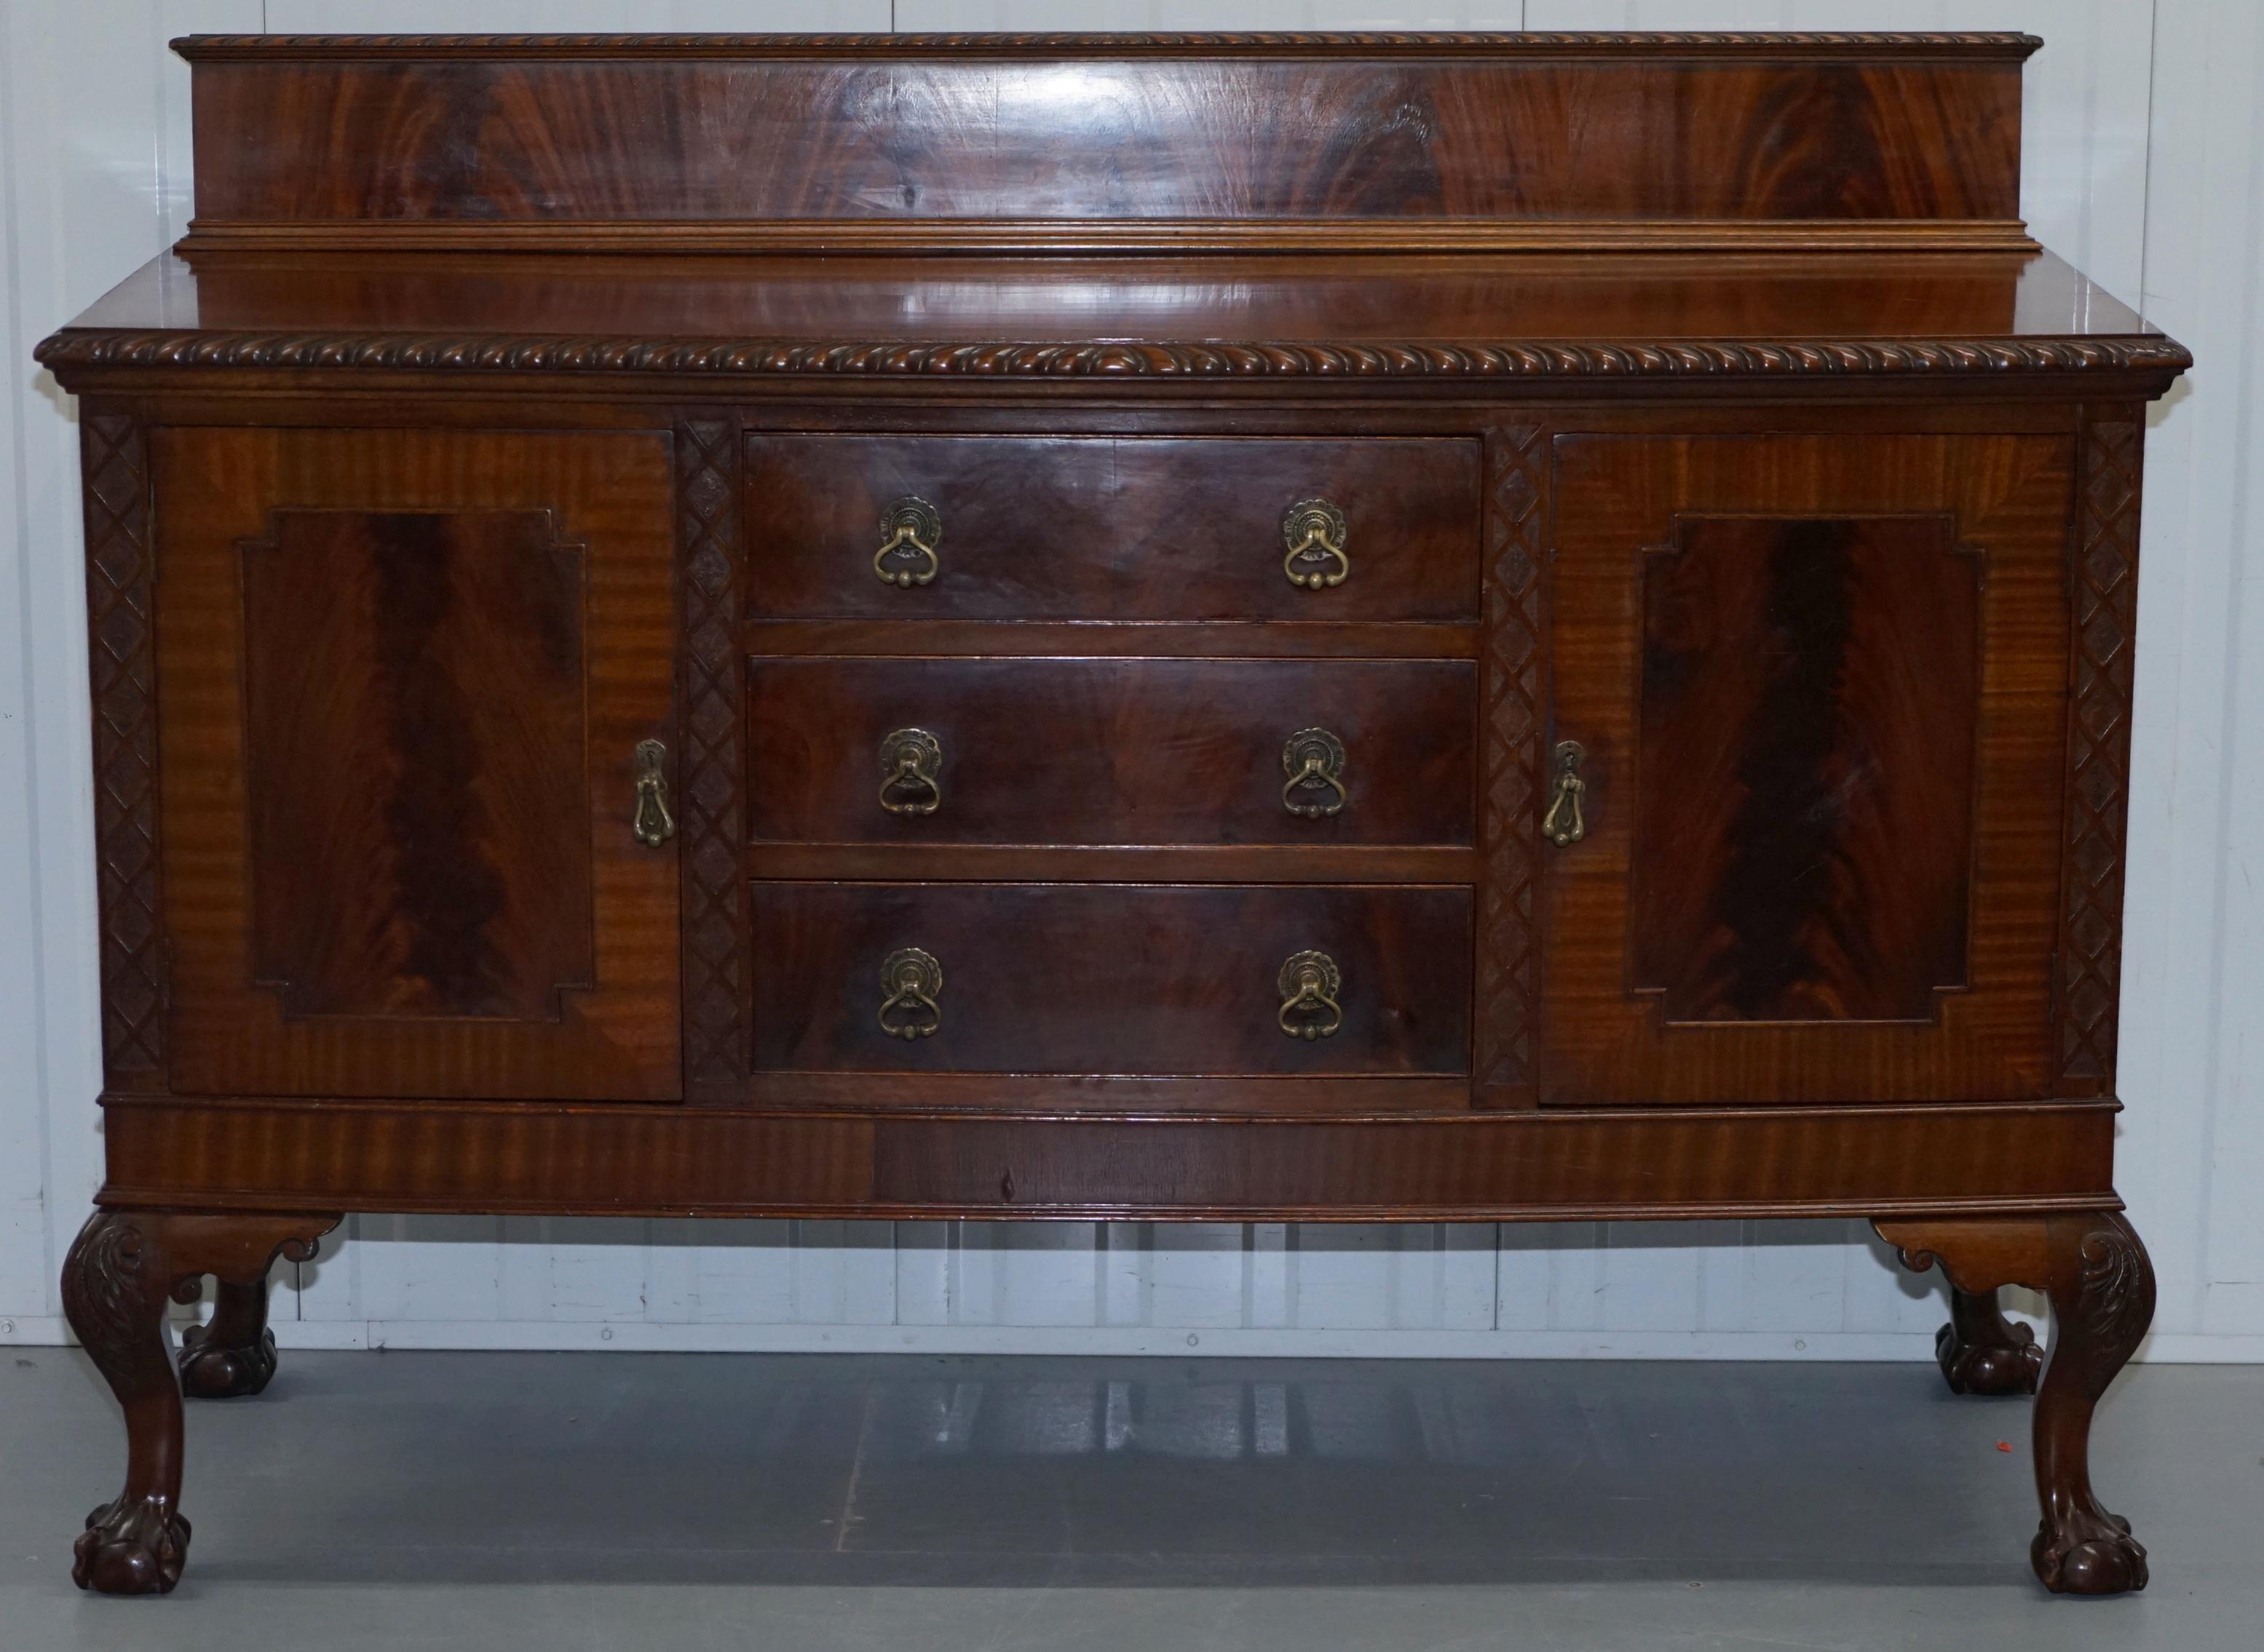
[4,4,2259,1361]
[0,0,52,1329]
[896,3,1521,27]
[264,1,893,30]
[2130,0,2264,1334]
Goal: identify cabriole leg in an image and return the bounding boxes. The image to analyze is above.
[1875,1210,2154,1596]
[2029,1212,2155,1593]
[60,1209,339,1596]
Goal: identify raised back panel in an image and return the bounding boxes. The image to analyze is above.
[241,508,593,1021]
[1631,515,1980,1023]
[173,33,2035,253]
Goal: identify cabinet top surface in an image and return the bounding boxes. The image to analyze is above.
[41,248,2183,392]
[170,31,2044,58]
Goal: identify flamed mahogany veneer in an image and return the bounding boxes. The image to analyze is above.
[36,31,2187,1602]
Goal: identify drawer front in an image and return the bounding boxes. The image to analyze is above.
[745,435,1481,620]
[751,883,1472,1075]
[748,657,1476,846]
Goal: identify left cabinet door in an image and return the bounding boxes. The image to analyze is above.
[152,428,682,1100]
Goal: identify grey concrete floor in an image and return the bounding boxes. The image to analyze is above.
[1,1348,2257,1651]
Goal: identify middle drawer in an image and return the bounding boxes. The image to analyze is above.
[747,657,1476,846]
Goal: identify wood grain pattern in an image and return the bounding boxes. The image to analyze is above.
[748,883,1473,1080]
[239,508,593,1021]
[2057,410,2145,1094]
[742,844,1475,886]
[1631,515,1981,1022]
[745,657,1475,848]
[1543,434,2072,1104]
[95,1094,2119,1220]
[79,411,167,1089]
[172,36,2031,253]
[743,435,1480,623]
[676,418,751,1098]
[746,620,1478,660]
[151,428,682,1101]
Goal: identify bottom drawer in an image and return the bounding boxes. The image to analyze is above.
[750,883,1471,1076]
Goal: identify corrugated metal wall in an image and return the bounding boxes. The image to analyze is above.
[4,0,2257,1359]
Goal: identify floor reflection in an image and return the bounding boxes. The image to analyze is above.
[48,1351,2088,1586]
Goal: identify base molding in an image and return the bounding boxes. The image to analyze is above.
[98,1095,2118,1222]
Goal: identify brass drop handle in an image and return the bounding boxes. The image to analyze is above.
[1543,740,1586,847]
[1277,949,1344,1040]
[1281,498,1350,590]
[632,739,676,847]
[878,728,943,816]
[1281,728,1348,818]
[878,947,944,1040]
[874,496,943,587]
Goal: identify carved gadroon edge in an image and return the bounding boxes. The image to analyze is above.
[36,333,2194,384]
[2057,411,2144,1091]
[1476,425,1545,1103]
[172,33,2046,60]
[80,414,167,1084]
[674,419,749,1093]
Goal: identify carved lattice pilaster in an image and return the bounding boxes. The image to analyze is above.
[675,419,748,1092]
[1475,425,1548,1104]
[81,413,167,1084]
[2057,413,2143,1091]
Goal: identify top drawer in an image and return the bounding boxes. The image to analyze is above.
[745,435,1481,621]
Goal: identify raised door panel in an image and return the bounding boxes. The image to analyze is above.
[153,428,681,1099]
[1542,434,2072,1105]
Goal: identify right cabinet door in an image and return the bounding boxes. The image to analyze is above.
[1543,433,2073,1104]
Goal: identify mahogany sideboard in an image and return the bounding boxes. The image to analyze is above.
[36,31,2190,1598]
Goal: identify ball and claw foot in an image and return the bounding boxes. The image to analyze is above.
[2035,1509,2149,1595]
[72,1495,191,1596]
[177,1322,280,1399]
[1935,1304,2043,1396]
